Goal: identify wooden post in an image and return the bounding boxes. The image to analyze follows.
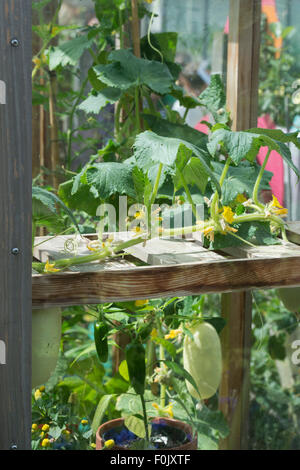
[0,0,32,450]
[219,0,261,450]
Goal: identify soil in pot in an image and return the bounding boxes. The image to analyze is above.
[97,417,197,450]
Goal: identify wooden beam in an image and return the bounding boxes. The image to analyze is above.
[0,0,32,450]
[226,0,261,130]
[32,251,300,307]
[219,0,262,450]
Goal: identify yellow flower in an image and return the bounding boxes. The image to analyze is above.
[104,439,115,449]
[90,443,96,449]
[222,206,235,224]
[41,438,50,448]
[44,260,60,273]
[270,195,288,217]
[135,299,149,307]
[235,193,247,204]
[40,432,45,439]
[150,328,158,340]
[39,385,45,392]
[81,419,88,425]
[152,402,174,418]
[42,424,49,432]
[32,57,41,67]
[165,329,182,340]
[164,403,174,418]
[134,210,145,220]
[145,0,153,3]
[203,226,214,242]
[34,389,42,401]
[87,243,99,252]
[32,423,38,431]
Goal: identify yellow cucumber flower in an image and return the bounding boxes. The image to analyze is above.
[34,389,42,401]
[235,193,247,204]
[150,328,158,340]
[165,328,182,340]
[222,206,235,224]
[41,424,49,432]
[44,260,60,273]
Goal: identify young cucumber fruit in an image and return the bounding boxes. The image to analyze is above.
[276,287,300,312]
[183,321,222,400]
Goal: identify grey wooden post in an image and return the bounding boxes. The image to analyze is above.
[0,0,32,450]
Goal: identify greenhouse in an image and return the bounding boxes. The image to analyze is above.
[0,0,299,452]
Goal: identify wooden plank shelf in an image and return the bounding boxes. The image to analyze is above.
[32,222,300,307]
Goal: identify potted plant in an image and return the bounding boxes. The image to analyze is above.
[84,299,226,451]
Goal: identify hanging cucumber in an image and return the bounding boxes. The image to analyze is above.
[183,321,222,400]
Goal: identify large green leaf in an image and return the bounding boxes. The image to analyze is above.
[133,131,221,194]
[58,179,100,217]
[142,113,208,150]
[32,186,80,232]
[199,74,229,124]
[140,32,178,63]
[174,146,209,194]
[49,34,93,70]
[208,127,300,178]
[248,128,300,149]
[78,88,121,114]
[91,394,115,435]
[94,49,174,95]
[85,162,136,200]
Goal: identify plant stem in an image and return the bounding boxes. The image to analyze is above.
[177,168,198,219]
[211,157,231,223]
[140,394,150,442]
[150,163,163,207]
[253,148,271,207]
[66,77,89,169]
[135,86,141,133]
[156,319,166,408]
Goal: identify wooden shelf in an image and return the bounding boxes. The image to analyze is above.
[32,222,300,307]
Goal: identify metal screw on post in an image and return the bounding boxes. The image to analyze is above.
[10,38,19,47]
[11,247,20,255]
[10,444,17,450]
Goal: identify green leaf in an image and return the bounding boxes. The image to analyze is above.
[268,334,286,360]
[154,338,176,358]
[199,74,229,124]
[133,131,221,195]
[124,415,146,439]
[142,113,208,150]
[32,186,80,233]
[58,179,100,217]
[247,128,300,149]
[119,360,129,382]
[85,162,136,200]
[78,88,121,114]
[91,394,115,435]
[170,85,202,110]
[140,32,178,63]
[94,49,174,95]
[49,34,93,70]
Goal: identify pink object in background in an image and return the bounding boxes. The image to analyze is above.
[194,114,284,205]
[256,115,284,205]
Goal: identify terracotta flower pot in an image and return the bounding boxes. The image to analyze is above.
[96,417,198,450]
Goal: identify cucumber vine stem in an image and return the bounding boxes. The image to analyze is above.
[253,148,271,207]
